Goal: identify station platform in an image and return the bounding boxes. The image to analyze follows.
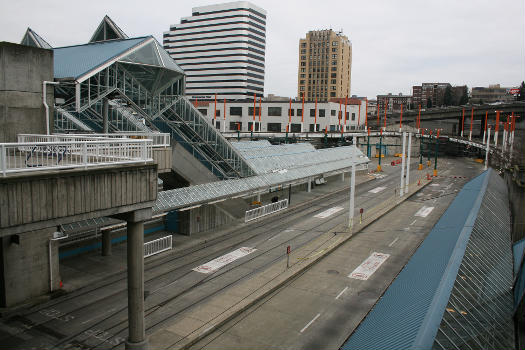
[57,162,393,294]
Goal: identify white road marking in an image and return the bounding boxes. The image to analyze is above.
[388,237,399,247]
[430,183,440,187]
[415,206,434,217]
[410,219,417,226]
[193,247,256,274]
[335,286,349,300]
[201,325,215,335]
[368,186,386,194]
[349,252,390,280]
[300,313,321,333]
[314,206,344,218]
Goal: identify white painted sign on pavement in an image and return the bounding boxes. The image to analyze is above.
[314,206,344,218]
[415,206,434,217]
[193,247,256,274]
[368,186,386,194]
[349,252,390,280]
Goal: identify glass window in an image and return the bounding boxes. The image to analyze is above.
[330,92,336,97]
[300,86,304,91]
[332,60,337,65]
[319,109,325,117]
[198,109,208,115]
[297,108,302,116]
[331,73,337,78]
[215,109,221,116]
[289,108,294,116]
[230,121,242,131]
[351,112,355,121]
[331,110,336,116]
[332,41,338,46]
[267,107,282,116]
[230,106,242,116]
[215,121,220,129]
[309,108,316,117]
[248,122,260,131]
[248,107,261,115]
[267,122,281,132]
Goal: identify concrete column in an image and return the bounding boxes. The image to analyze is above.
[405,133,411,194]
[348,164,356,230]
[101,229,112,256]
[126,218,147,349]
[400,132,406,197]
[103,98,109,134]
[114,208,152,350]
[341,172,345,182]
[484,127,491,171]
[256,193,261,202]
[307,178,311,193]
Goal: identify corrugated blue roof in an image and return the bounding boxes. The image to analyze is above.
[53,37,149,79]
[341,170,490,350]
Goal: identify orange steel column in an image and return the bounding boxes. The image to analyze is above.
[469,108,474,140]
[214,94,217,123]
[417,104,421,130]
[365,98,368,130]
[383,100,387,129]
[252,94,256,132]
[344,96,348,130]
[399,103,403,132]
[301,94,305,132]
[339,100,342,131]
[258,97,262,131]
[223,99,226,132]
[358,100,361,128]
[288,98,292,129]
[461,108,465,137]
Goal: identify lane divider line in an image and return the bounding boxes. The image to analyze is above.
[300,313,321,333]
[335,286,349,300]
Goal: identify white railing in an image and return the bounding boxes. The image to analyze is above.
[1,139,152,177]
[144,235,173,258]
[245,199,289,222]
[18,133,170,148]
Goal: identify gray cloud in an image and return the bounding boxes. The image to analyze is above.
[1,0,523,98]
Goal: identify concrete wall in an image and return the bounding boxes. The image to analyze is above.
[0,164,158,236]
[504,171,525,243]
[178,204,236,235]
[0,42,53,142]
[153,147,173,173]
[0,226,58,307]
[172,142,217,185]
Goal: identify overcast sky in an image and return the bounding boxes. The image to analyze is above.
[1,0,523,98]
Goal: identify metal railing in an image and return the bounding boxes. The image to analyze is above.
[245,199,289,222]
[1,139,152,176]
[18,133,170,148]
[144,235,173,258]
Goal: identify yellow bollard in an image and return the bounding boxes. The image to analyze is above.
[418,163,423,170]
[377,164,382,172]
[433,169,437,177]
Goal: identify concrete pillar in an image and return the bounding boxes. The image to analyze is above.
[113,208,152,350]
[307,178,311,193]
[405,133,411,194]
[101,229,112,256]
[341,172,345,182]
[103,98,109,134]
[400,132,406,197]
[348,164,356,229]
[256,193,261,202]
[485,127,491,171]
[126,218,147,350]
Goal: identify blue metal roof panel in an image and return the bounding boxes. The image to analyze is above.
[341,171,489,350]
[513,238,525,275]
[53,37,149,79]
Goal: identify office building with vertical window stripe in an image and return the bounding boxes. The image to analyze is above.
[163,1,266,101]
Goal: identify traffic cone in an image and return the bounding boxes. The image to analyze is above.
[59,281,63,288]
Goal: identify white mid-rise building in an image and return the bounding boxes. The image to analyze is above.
[163,1,266,101]
[194,100,367,133]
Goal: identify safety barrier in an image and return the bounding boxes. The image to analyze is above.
[18,132,170,148]
[144,235,173,258]
[245,199,288,222]
[1,138,152,176]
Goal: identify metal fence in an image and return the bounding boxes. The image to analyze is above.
[245,199,289,222]
[144,235,173,258]
[18,132,170,148]
[1,139,152,176]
